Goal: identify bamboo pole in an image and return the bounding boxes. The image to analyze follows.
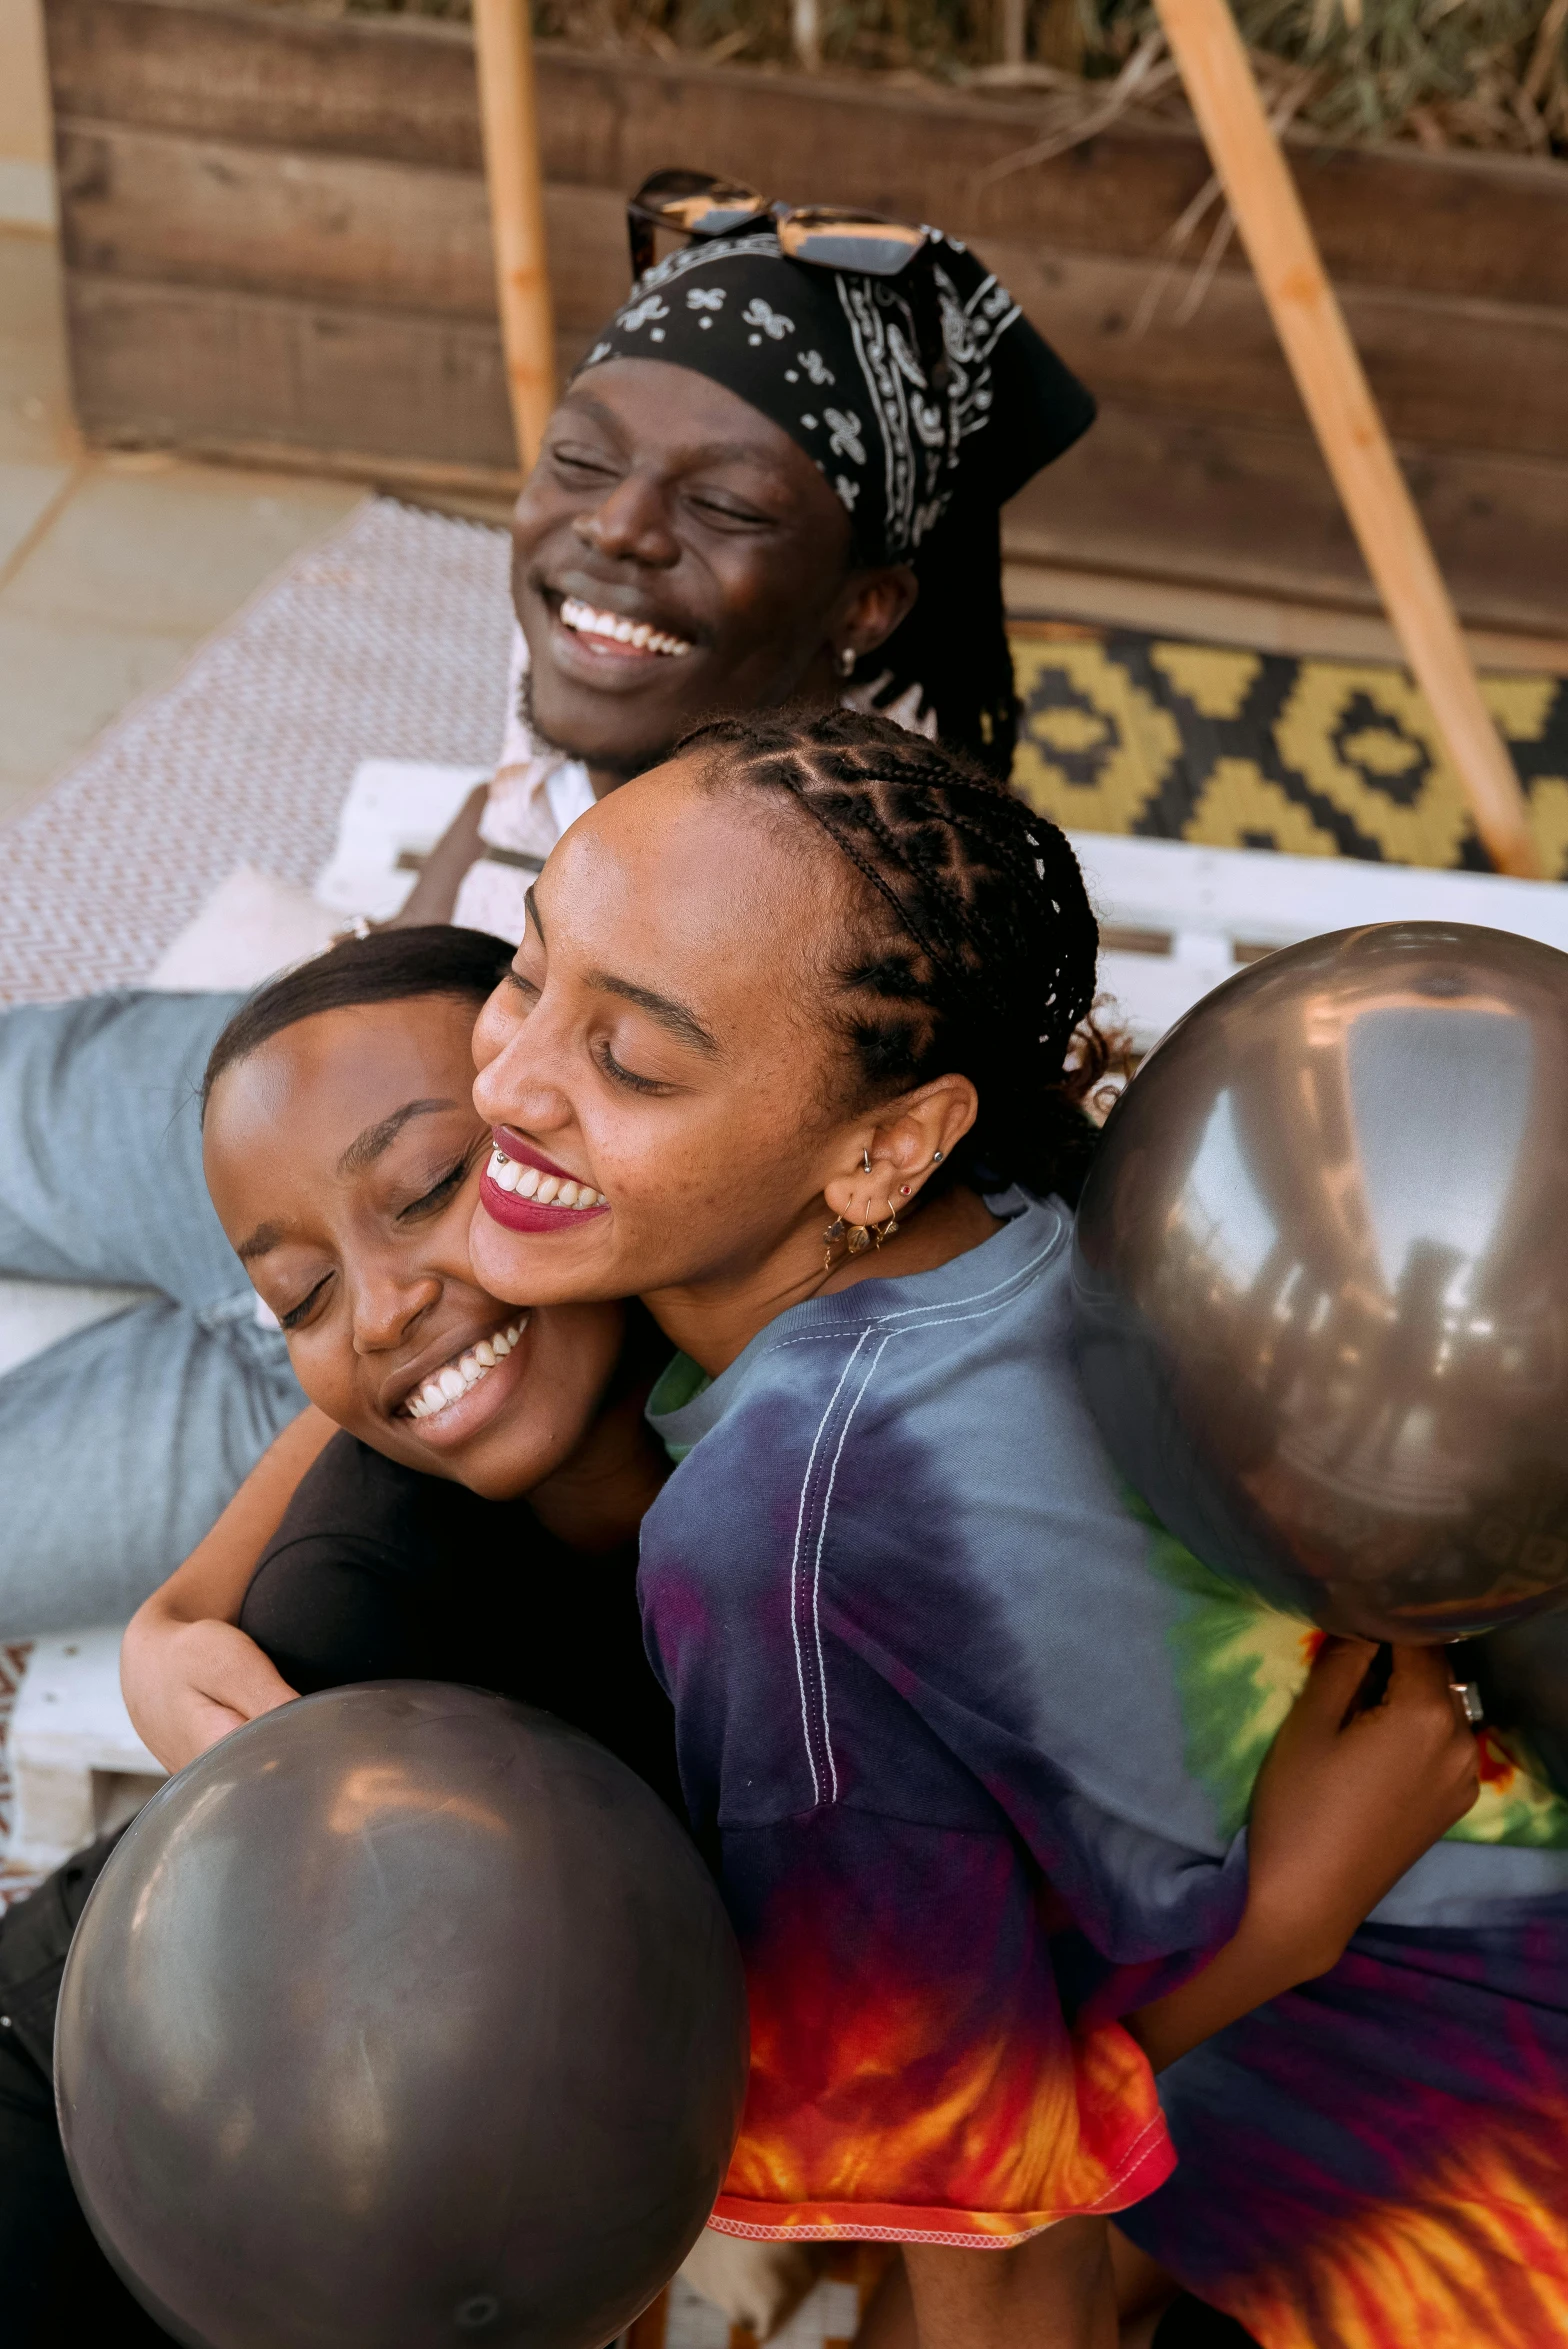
[1153,0,1541,879]
[472,0,557,471]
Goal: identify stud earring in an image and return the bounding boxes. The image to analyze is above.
[899,1185,911,1197]
[862,1147,872,1173]
[932,1148,944,1164]
[839,646,857,679]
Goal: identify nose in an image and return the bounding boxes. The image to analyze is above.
[472,1016,580,1146]
[351,1264,442,1357]
[572,469,679,569]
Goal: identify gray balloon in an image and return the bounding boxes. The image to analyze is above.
[56,1683,747,2349]
[1073,922,1568,1644]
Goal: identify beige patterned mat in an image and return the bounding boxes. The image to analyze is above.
[0,499,515,1007]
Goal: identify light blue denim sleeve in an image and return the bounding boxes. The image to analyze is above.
[0,990,305,1633]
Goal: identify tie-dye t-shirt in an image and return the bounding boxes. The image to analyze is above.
[640,1193,1568,2252]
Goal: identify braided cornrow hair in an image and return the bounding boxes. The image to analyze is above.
[680,706,1118,1203]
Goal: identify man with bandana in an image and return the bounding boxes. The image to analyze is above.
[0,194,1093,1634]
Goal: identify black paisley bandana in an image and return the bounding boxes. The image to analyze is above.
[573,228,1093,566]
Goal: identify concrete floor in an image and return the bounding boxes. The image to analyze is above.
[0,229,364,825]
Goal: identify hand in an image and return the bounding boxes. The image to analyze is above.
[1246,1636,1480,1976]
[1126,1637,1479,2071]
[122,1612,298,1776]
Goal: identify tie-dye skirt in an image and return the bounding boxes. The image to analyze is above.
[1117,1901,1568,2348]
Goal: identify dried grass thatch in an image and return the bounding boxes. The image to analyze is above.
[335,0,1566,157]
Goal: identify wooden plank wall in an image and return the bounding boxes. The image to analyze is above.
[43,0,1568,629]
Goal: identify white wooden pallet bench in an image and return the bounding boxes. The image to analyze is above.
[7,773,1568,1873]
[1075,830,1568,1052]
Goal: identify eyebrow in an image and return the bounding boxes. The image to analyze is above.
[523,886,717,1056]
[235,1219,286,1265]
[590,971,720,1056]
[337,1098,462,1175]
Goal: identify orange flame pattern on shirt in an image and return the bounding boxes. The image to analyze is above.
[711,1870,1171,2242]
[1216,2108,1568,2349]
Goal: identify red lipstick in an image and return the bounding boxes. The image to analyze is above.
[479,1129,609,1235]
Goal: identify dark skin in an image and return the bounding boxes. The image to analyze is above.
[467,759,995,1374]
[397,360,915,924]
[123,993,669,1775]
[201,995,631,1503]
[513,360,916,789]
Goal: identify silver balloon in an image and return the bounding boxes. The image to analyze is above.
[56,1684,747,2349]
[1073,922,1568,1644]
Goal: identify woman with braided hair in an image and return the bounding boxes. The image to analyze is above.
[465,706,1477,2349]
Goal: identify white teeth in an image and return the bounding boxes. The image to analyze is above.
[559,595,692,659]
[534,1175,560,1202]
[403,1315,526,1424]
[489,1147,523,1193]
[516,1165,540,1198]
[555,1180,579,1207]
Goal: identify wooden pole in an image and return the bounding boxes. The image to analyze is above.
[1153,0,1541,880]
[472,0,557,471]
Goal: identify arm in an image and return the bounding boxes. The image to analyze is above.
[121,1406,338,1773]
[387,786,489,928]
[1127,1637,1479,2072]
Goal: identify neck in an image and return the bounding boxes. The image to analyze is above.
[644,1183,1003,1379]
[581,670,845,804]
[525,1380,670,1551]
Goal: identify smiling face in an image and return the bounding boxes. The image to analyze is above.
[467,756,981,1365]
[511,358,914,786]
[203,993,623,1500]
[469,761,841,1312]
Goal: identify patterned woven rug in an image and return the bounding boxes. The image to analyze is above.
[1012,622,1568,874]
[0,499,514,1007]
[3,498,1566,1013]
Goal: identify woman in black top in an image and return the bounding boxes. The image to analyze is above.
[2,930,678,2346]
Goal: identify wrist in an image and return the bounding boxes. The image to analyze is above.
[1238,1883,1353,1984]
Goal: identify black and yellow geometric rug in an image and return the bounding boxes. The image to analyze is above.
[1009,622,1568,877]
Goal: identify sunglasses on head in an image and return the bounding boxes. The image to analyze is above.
[627,169,929,286]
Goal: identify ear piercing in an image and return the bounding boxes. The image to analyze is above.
[839,646,858,678]
[823,1196,902,1272]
